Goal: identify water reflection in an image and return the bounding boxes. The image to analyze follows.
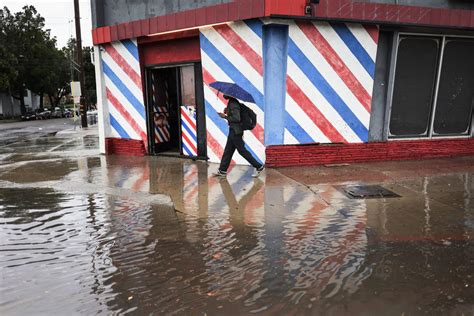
[1,154,473,314]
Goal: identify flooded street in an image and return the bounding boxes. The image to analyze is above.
[1,120,473,315]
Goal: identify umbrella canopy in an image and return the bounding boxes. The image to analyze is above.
[209,81,255,103]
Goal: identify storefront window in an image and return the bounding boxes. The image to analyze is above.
[389,35,474,138]
[389,36,440,137]
[433,39,474,135]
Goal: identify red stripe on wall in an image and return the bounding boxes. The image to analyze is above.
[182,130,198,153]
[363,24,379,44]
[106,88,147,144]
[207,130,225,161]
[213,24,264,74]
[296,21,372,112]
[286,77,346,143]
[103,43,142,89]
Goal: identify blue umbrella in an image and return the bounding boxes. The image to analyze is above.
[209,81,255,103]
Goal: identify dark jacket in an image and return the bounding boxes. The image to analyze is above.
[226,98,243,135]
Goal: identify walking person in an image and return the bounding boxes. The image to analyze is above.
[214,95,264,178]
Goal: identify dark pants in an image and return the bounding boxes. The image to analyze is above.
[219,130,262,172]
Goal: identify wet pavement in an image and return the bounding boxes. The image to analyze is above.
[0,120,473,315]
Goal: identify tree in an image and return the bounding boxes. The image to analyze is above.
[26,32,70,109]
[0,9,18,92]
[0,5,70,114]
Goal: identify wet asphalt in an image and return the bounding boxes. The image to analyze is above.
[0,119,473,315]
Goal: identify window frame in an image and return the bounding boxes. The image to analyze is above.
[386,32,474,140]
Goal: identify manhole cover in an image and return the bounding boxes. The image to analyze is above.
[341,185,400,199]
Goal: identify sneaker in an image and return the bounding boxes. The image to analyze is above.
[252,165,265,178]
[213,169,227,177]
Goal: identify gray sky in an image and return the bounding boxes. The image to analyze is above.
[2,0,93,48]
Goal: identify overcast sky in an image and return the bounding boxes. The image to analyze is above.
[2,0,93,48]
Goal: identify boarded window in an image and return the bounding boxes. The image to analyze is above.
[389,35,473,138]
[389,37,440,137]
[433,39,474,135]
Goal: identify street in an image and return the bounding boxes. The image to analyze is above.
[0,119,473,315]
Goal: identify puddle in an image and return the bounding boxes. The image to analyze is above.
[0,122,473,315]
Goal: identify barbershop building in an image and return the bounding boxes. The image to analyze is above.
[91,0,474,166]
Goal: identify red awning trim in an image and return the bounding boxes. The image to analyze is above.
[92,0,474,45]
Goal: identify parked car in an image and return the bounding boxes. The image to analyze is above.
[21,111,36,121]
[52,107,63,118]
[35,108,51,120]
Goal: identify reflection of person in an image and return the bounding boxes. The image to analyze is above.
[214,95,264,178]
[219,178,264,257]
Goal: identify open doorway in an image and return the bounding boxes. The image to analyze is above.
[146,64,206,158]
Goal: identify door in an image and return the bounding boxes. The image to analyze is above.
[148,67,180,153]
[146,63,206,157]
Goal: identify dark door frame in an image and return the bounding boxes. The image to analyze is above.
[144,62,207,159]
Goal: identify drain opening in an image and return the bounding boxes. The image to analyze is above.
[340,185,400,199]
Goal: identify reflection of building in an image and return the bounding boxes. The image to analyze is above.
[100,157,375,313]
[92,0,473,165]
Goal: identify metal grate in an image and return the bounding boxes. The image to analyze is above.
[340,185,400,199]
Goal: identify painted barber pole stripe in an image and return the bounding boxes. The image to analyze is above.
[201,54,264,165]
[151,73,171,144]
[181,106,198,156]
[101,39,147,146]
[200,20,265,165]
[286,21,377,143]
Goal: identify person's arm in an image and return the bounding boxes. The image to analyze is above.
[226,100,241,123]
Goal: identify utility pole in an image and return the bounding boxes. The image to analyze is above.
[74,0,88,127]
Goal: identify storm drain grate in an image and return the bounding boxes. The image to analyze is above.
[340,185,400,199]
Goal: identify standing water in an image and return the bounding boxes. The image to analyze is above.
[1,121,473,315]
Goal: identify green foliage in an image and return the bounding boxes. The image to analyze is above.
[0,5,71,112]
[0,7,19,92]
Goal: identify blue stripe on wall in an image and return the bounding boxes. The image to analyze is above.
[288,39,368,141]
[244,19,263,38]
[182,144,193,156]
[102,61,146,120]
[182,122,198,143]
[331,23,375,78]
[284,113,315,143]
[200,33,264,112]
[121,39,140,62]
[205,100,262,165]
[110,114,130,139]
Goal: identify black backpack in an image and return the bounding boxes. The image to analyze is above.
[240,103,257,130]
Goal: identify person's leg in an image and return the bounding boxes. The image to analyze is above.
[218,134,236,172]
[232,132,262,169]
